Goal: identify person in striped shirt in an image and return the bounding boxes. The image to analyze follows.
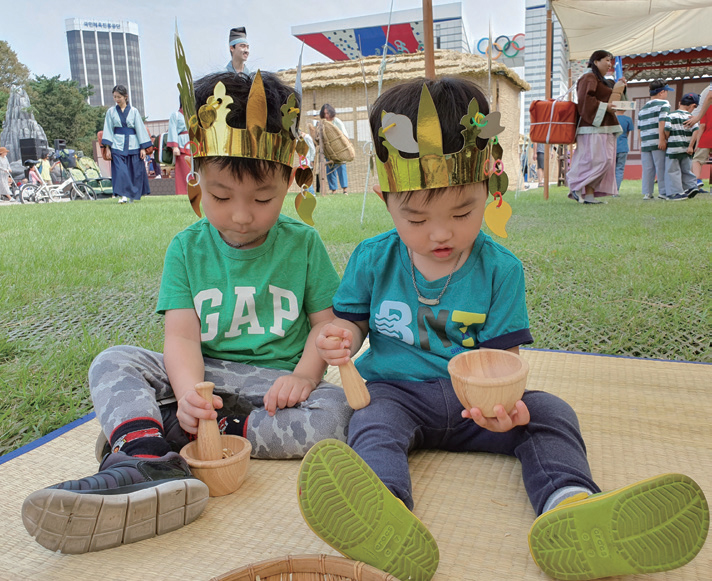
[637,80,672,200]
[664,93,700,201]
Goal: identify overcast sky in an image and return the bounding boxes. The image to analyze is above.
[3,0,525,120]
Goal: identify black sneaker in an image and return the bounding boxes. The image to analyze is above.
[685,186,699,199]
[669,192,690,201]
[95,403,190,462]
[22,451,208,554]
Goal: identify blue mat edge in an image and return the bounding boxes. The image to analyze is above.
[0,411,96,466]
[2,348,709,464]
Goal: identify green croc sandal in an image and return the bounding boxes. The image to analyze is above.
[528,473,709,580]
[297,439,439,581]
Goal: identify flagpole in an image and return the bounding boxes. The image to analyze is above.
[423,0,435,78]
[543,0,553,200]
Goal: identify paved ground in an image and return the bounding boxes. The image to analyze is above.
[0,198,72,206]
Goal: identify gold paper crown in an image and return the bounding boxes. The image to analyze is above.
[375,83,514,238]
[176,34,300,165]
[175,29,315,222]
[375,83,505,193]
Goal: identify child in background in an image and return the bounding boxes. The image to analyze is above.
[638,79,672,199]
[24,160,42,185]
[615,111,634,191]
[37,151,56,184]
[664,92,700,200]
[22,68,351,554]
[297,76,709,581]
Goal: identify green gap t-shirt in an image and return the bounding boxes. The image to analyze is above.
[157,215,339,371]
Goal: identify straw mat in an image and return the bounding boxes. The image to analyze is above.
[1,350,710,581]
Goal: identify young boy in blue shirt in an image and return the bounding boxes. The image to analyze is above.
[297,77,709,581]
[22,66,351,554]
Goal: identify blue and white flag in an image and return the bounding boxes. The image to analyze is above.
[614,56,624,81]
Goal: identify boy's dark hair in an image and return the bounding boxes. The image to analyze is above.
[680,92,700,106]
[649,78,669,96]
[193,71,299,183]
[369,76,489,204]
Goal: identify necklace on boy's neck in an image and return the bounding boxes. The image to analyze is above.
[408,248,464,306]
[220,231,268,249]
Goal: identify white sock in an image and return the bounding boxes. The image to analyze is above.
[582,192,595,203]
[543,486,595,513]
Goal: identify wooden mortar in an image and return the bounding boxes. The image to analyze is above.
[447,349,529,418]
[179,382,251,497]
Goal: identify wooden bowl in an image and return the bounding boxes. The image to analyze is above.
[447,349,529,417]
[180,434,251,497]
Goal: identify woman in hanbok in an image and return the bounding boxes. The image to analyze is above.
[101,85,152,203]
[566,50,625,204]
[167,105,191,195]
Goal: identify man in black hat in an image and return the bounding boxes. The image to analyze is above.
[227,26,251,75]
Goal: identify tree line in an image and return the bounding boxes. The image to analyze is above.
[0,41,106,156]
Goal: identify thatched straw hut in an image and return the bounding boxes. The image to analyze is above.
[278,50,529,194]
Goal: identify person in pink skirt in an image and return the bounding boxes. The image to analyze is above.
[567,50,625,204]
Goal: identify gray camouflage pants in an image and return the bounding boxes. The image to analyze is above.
[89,345,351,459]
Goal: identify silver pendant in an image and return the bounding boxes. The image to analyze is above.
[417,296,440,306]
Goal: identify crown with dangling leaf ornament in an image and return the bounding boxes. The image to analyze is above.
[174,27,315,224]
[375,83,513,237]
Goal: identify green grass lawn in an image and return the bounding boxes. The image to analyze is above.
[0,181,710,455]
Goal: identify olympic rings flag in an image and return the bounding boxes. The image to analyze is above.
[476,33,525,63]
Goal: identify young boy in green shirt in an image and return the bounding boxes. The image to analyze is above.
[22,60,351,554]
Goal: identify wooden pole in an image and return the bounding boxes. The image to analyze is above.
[568,63,573,188]
[423,0,436,79]
[544,1,553,200]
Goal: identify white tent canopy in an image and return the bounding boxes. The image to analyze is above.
[552,0,712,59]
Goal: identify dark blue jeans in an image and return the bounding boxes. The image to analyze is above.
[615,151,628,190]
[347,379,599,514]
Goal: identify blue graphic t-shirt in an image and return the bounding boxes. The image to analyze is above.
[333,229,533,381]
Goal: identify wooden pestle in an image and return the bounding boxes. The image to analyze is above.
[194,381,223,461]
[327,336,370,410]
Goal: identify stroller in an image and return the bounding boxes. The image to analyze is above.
[75,153,113,197]
[2,168,22,202]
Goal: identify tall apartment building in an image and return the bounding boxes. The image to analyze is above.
[523,1,569,133]
[65,18,146,115]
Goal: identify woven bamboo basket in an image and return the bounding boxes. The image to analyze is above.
[211,554,399,581]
